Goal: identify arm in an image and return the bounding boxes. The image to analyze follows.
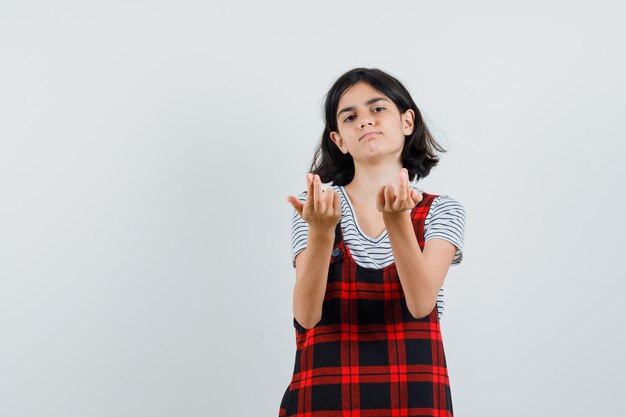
[287,173,341,330]
[384,212,456,318]
[292,227,335,329]
[377,168,460,318]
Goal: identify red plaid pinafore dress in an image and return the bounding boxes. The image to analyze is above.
[279,192,454,416]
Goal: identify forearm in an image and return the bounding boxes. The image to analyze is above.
[293,227,335,329]
[383,212,439,318]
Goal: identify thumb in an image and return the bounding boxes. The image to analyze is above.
[287,196,304,217]
[333,191,341,215]
[412,189,423,203]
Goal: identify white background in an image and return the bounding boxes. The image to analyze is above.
[1,1,625,416]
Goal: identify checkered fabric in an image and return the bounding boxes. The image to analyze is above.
[279,192,454,417]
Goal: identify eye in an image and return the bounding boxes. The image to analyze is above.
[343,106,385,122]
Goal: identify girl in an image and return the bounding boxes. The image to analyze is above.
[280,67,466,416]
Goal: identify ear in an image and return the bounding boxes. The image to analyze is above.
[330,131,349,154]
[402,109,415,136]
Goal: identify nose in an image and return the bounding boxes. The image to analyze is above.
[359,115,374,128]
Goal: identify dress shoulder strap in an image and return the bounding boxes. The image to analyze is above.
[410,192,439,250]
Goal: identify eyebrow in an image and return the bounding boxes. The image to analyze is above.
[337,97,390,119]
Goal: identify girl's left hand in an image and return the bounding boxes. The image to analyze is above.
[376,168,423,216]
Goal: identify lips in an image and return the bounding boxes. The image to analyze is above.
[360,131,380,140]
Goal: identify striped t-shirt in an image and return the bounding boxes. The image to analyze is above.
[290,183,466,320]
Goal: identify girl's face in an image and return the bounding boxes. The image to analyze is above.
[330,81,414,162]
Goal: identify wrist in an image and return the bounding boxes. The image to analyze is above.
[382,210,411,224]
[308,226,336,242]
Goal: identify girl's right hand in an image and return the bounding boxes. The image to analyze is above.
[286,173,341,233]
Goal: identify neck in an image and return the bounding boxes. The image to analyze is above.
[344,160,406,208]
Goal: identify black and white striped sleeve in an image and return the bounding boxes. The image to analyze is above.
[291,190,309,268]
[424,195,466,266]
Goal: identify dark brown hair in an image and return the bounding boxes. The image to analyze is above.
[309,67,447,186]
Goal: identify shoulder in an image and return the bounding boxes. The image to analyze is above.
[409,184,465,216]
[296,189,307,201]
[421,193,466,265]
[422,193,466,246]
[427,194,466,220]
[422,193,466,238]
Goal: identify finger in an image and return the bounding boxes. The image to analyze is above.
[397,169,407,207]
[385,182,395,211]
[404,169,412,199]
[313,174,323,213]
[393,181,404,211]
[324,186,335,215]
[376,185,386,212]
[304,173,314,213]
[332,190,341,219]
[404,169,417,207]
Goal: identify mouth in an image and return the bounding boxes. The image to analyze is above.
[360,132,380,140]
